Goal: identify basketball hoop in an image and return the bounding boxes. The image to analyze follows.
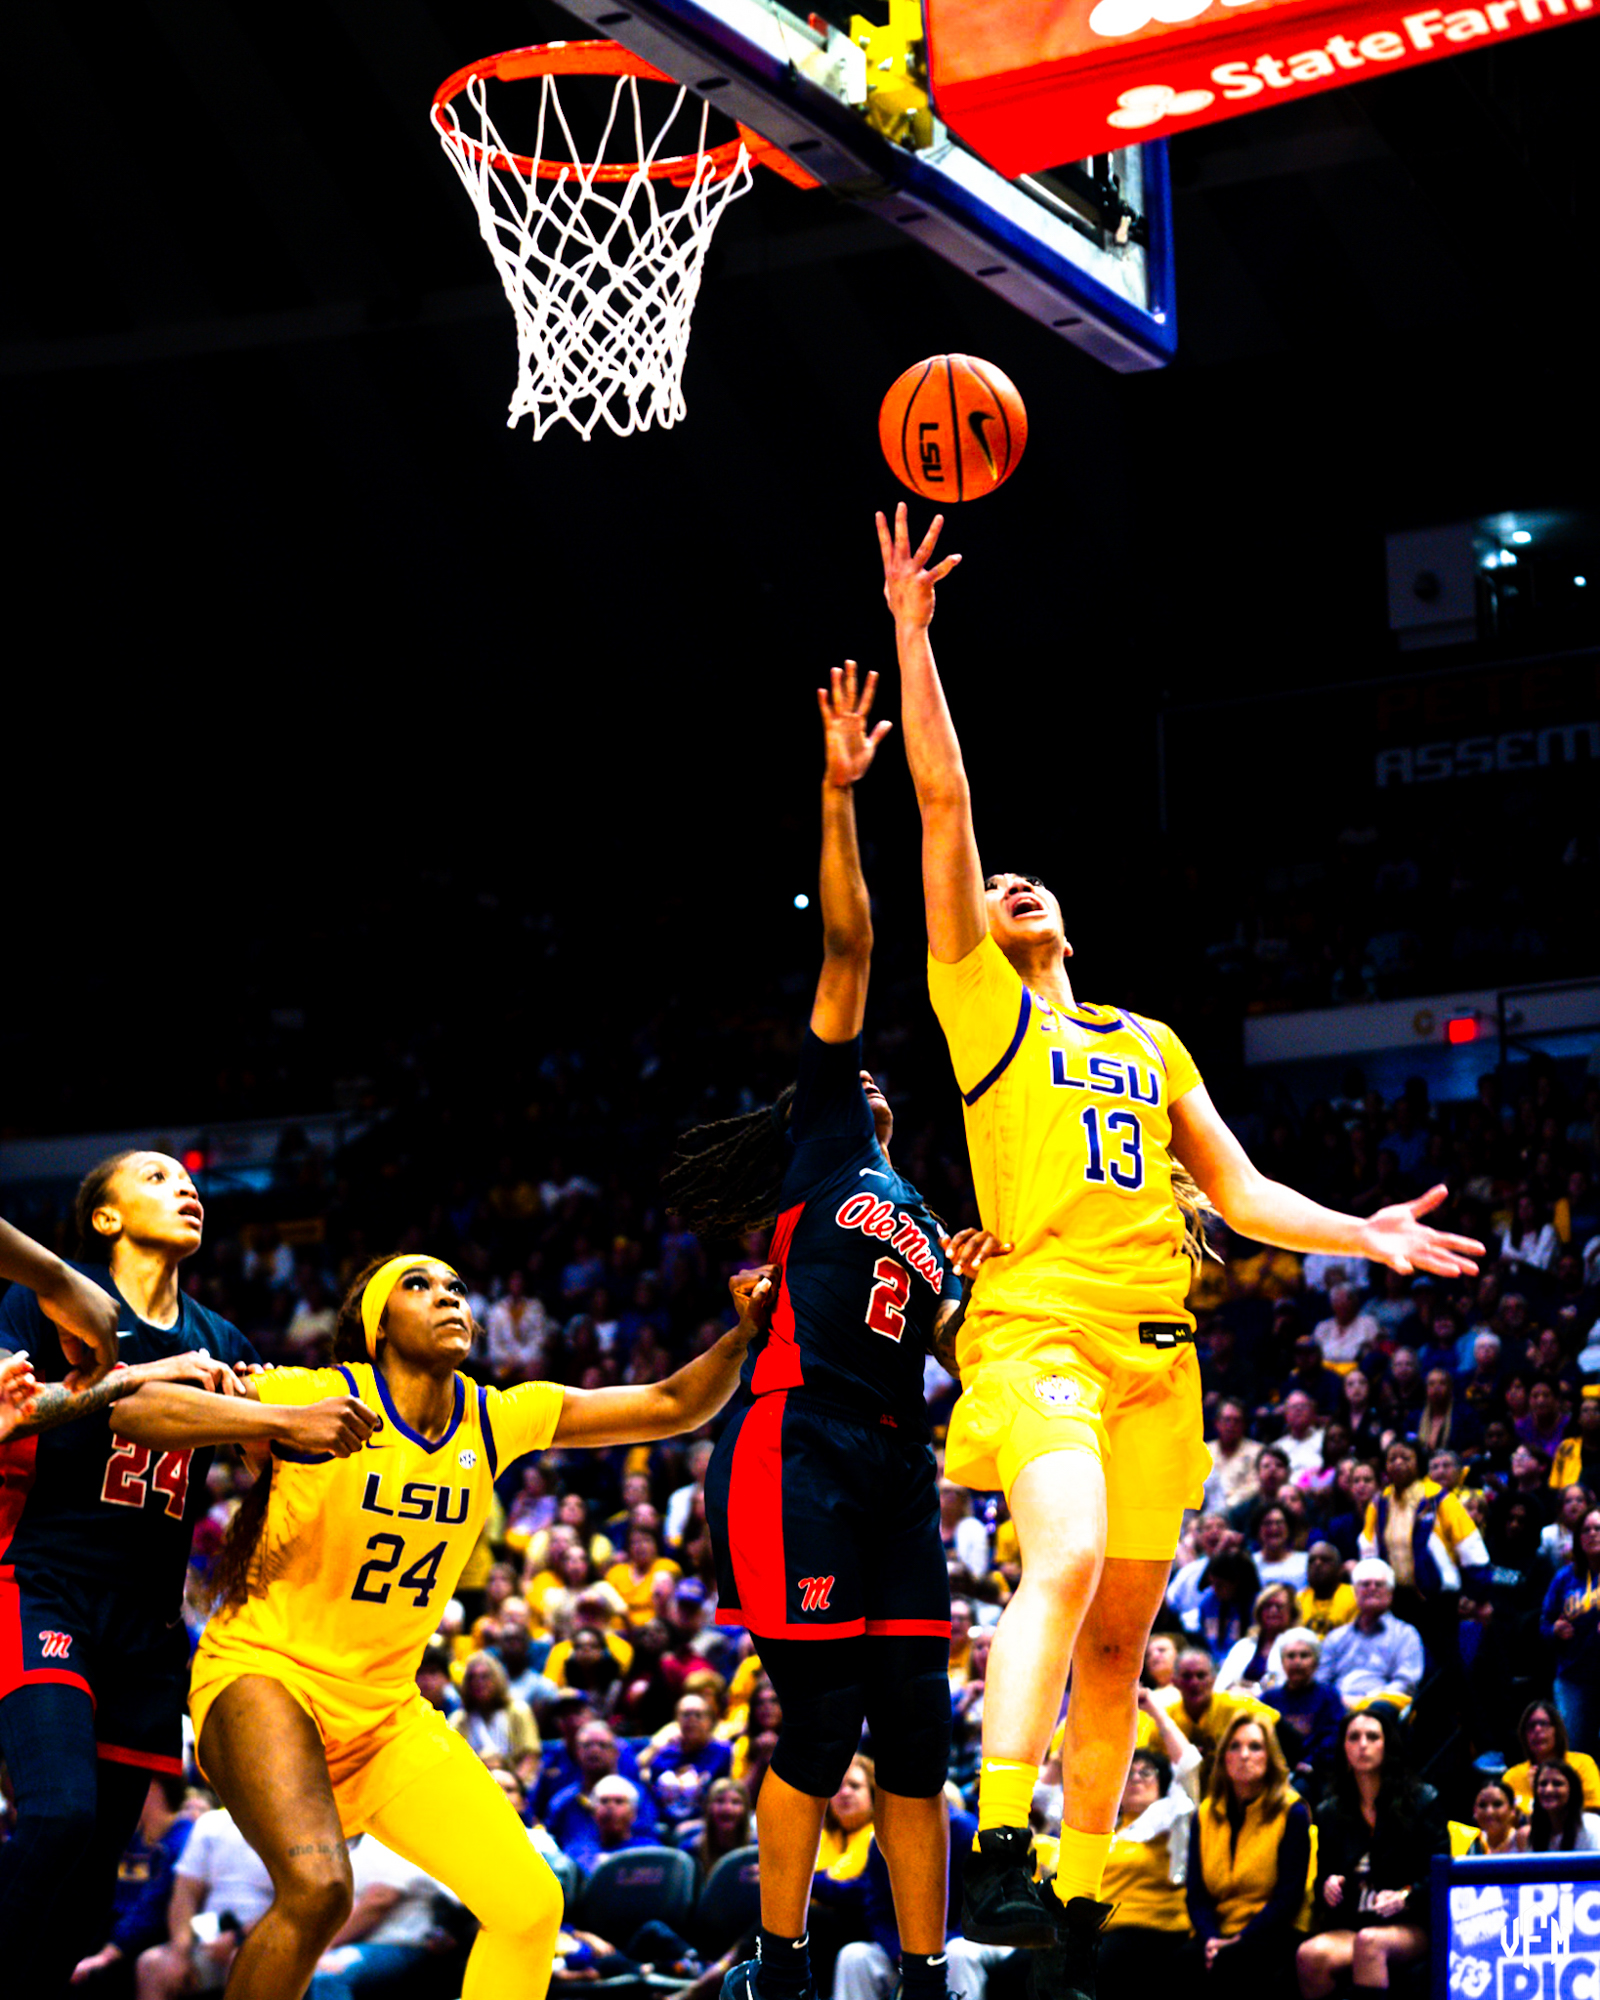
[432,43,811,440]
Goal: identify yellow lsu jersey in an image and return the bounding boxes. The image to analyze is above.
[928,934,1203,1363]
[200,1362,564,1702]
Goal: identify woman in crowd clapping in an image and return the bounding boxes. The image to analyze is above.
[1216,1583,1297,1697]
[1296,1709,1445,1998]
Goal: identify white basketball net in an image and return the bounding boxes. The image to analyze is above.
[434,69,753,440]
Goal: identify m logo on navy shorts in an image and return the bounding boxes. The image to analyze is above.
[798,1576,836,1612]
[38,1631,73,1660]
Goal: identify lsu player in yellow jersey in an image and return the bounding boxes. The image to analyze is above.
[109,1251,773,2000]
[876,502,1485,2000]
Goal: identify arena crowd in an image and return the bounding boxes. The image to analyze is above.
[4,1027,1599,1997]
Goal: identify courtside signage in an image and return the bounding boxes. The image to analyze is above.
[925,0,1595,174]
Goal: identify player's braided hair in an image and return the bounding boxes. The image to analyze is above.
[73,1150,140,1261]
[660,1086,797,1241]
[1173,1165,1221,1266]
[210,1257,398,1610]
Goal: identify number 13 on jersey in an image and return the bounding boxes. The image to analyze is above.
[1081,1106,1144,1190]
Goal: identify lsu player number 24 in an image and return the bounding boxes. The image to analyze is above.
[108,1250,775,2000]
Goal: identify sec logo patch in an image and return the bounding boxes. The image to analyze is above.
[1033,1375,1079,1409]
[458,1449,478,1469]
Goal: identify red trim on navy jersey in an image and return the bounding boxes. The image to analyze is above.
[97,1743,183,1774]
[749,1204,805,1397]
[724,1390,789,1630]
[715,1610,868,1638]
[0,1435,40,1566]
[865,1618,953,1638]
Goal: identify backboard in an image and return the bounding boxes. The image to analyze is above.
[551,0,1178,370]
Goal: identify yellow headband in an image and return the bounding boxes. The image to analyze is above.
[360,1255,460,1361]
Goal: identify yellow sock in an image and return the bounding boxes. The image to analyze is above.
[975,1757,1038,1838]
[1050,1826,1113,1905]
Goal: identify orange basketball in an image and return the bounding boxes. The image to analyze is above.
[878,354,1027,502]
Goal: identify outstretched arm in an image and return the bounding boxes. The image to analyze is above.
[876,504,987,964]
[111,1376,381,1457]
[552,1268,773,1448]
[0,1216,122,1389]
[810,661,891,1044]
[1170,1085,1483,1277]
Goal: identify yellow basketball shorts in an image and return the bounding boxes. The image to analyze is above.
[189,1639,459,1836]
[943,1317,1211,1561]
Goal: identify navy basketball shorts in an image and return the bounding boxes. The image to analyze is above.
[706,1392,951,1640]
[0,1575,188,1775]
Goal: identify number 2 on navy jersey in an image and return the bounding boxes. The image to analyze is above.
[1081,1106,1145,1190]
[865,1256,909,1341]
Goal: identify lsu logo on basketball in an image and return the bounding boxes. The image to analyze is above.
[798,1576,836,1612]
[39,1631,73,1660]
[917,424,945,483]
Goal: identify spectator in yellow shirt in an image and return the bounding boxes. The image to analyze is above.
[1296,1544,1358,1639]
[605,1522,682,1626]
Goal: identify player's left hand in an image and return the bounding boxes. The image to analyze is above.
[128,1351,247,1396]
[1359,1185,1483,1277]
[940,1227,1012,1278]
[818,660,892,788]
[35,1262,122,1392]
[728,1266,776,1346]
[0,1350,41,1443]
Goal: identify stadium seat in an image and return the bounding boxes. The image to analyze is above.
[694,1844,761,1953]
[578,1846,699,1947]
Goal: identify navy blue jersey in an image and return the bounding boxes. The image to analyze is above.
[741,1031,961,1435]
[0,1263,257,1629]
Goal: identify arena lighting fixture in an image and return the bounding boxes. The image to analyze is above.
[793,893,811,910]
[1446,1014,1479,1046]
[1510,529,1533,544]
[1577,576,1589,587]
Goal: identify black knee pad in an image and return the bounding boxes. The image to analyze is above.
[768,1679,868,1799]
[864,1669,953,1798]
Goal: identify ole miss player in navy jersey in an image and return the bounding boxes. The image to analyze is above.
[0,1152,372,1995]
[664,665,1008,2000]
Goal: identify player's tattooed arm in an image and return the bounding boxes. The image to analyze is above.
[931,1299,964,1386]
[7,1350,243,1440]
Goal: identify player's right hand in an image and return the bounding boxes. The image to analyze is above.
[876,501,961,630]
[727,1266,776,1345]
[36,1263,122,1392]
[286,1396,382,1457]
[0,1350,41,1444]
[940,1227,1012,1278]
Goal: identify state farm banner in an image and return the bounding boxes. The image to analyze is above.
[924,0,1596,174]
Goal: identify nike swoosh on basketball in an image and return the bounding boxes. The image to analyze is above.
[967,410,998,476]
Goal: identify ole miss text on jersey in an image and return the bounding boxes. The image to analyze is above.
[738,1030,963,1437]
